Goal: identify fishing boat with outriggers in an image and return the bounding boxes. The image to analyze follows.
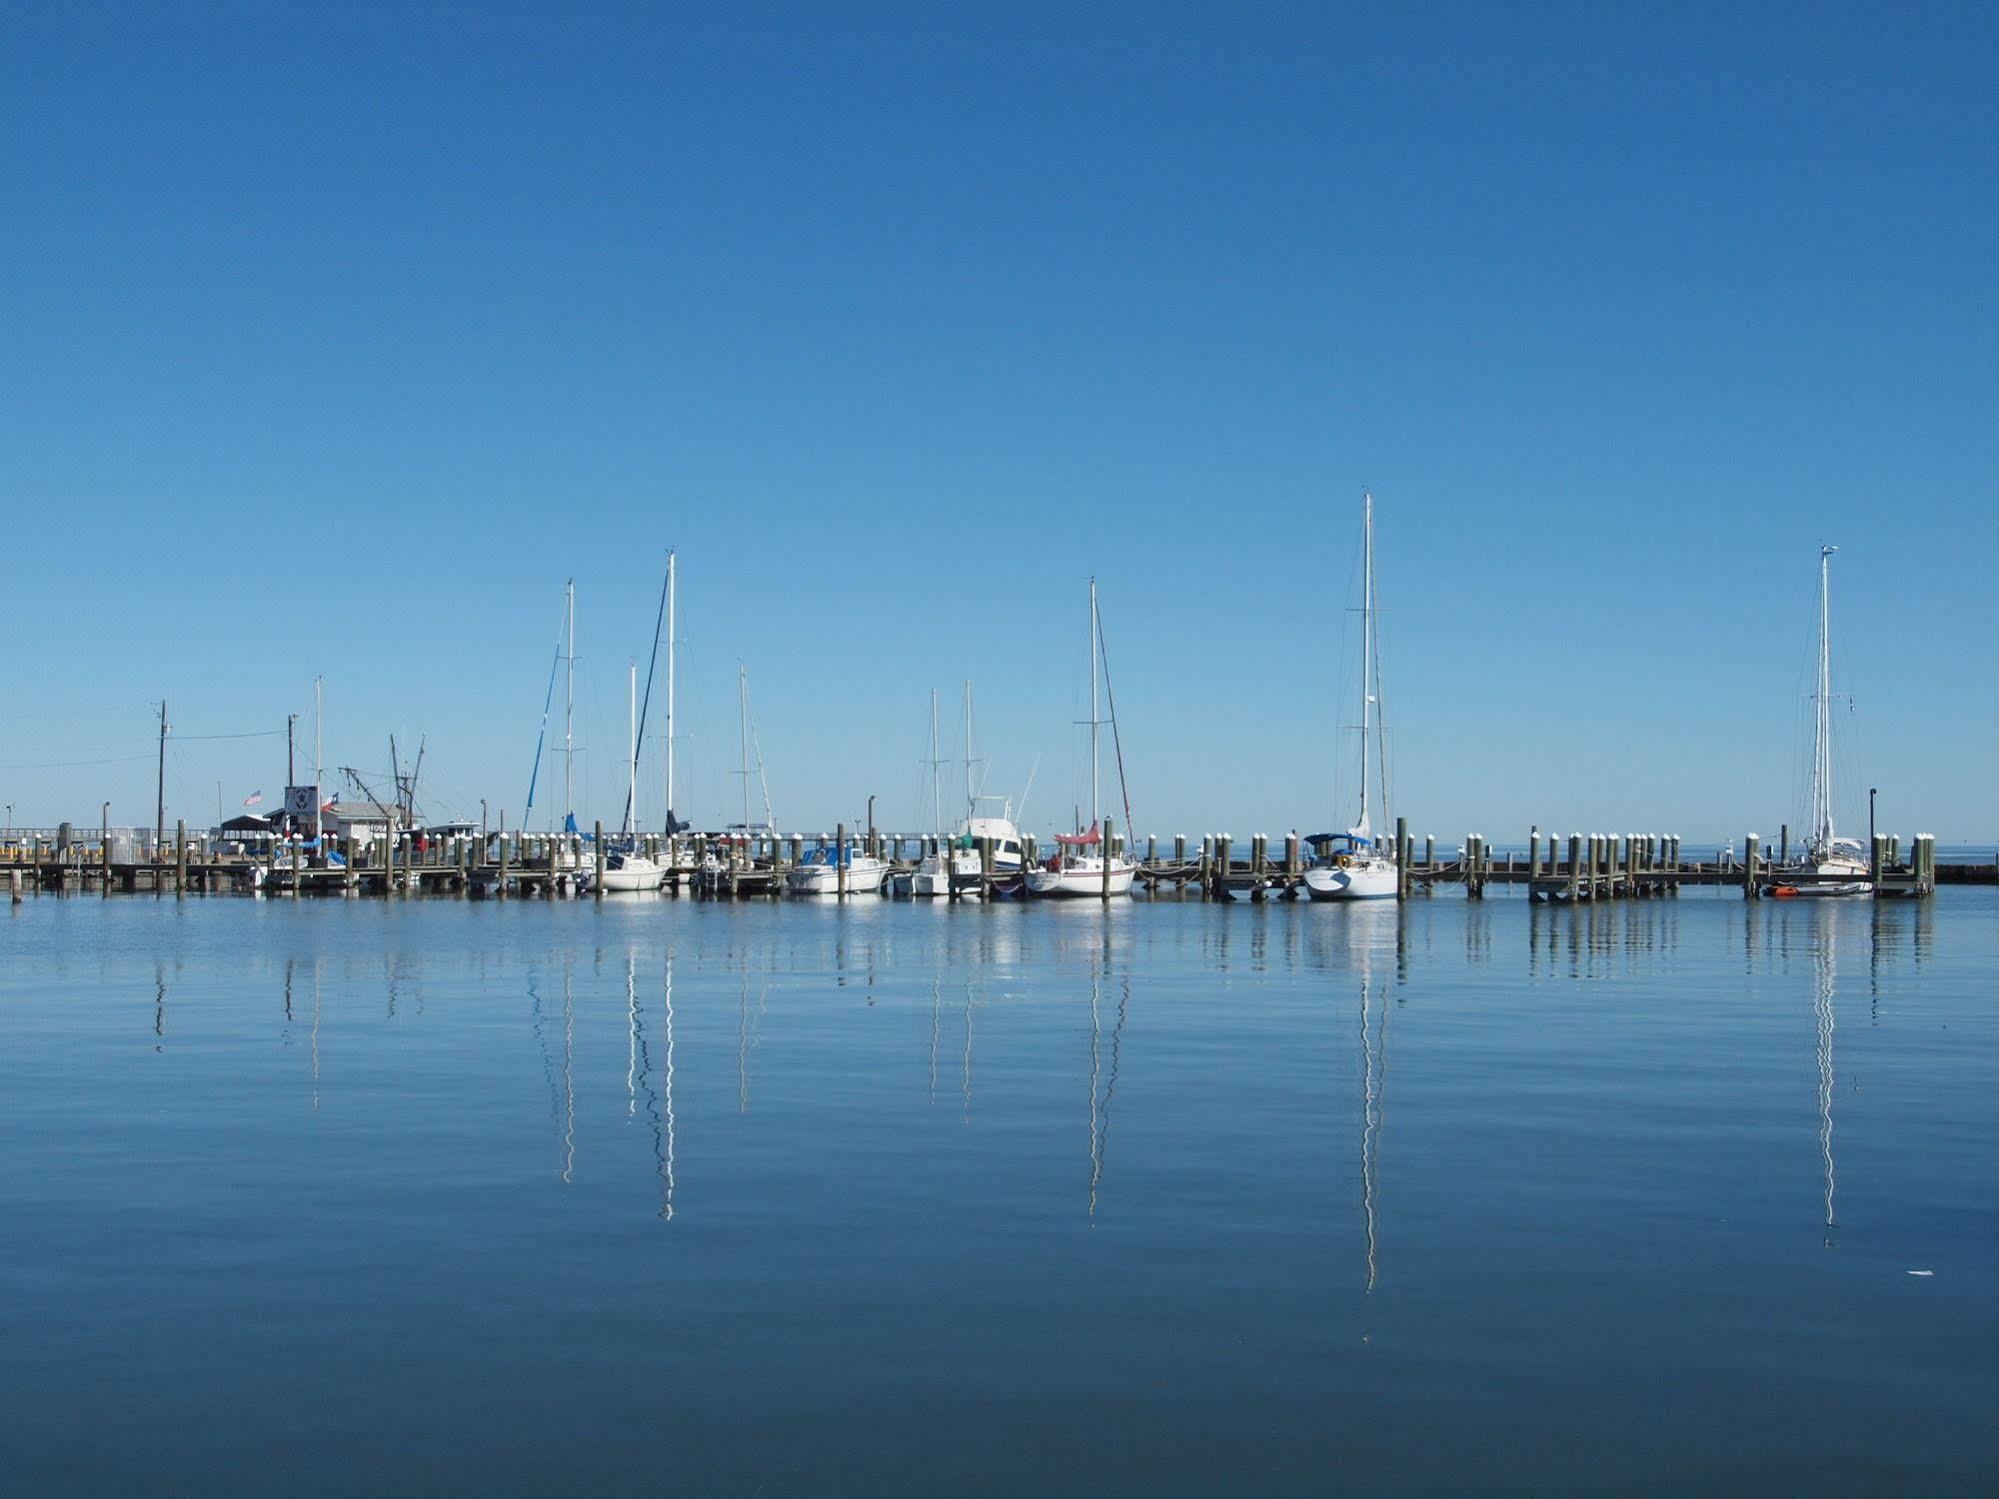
[1305,494,1399,902]
[1026,578,1136,898]
[1763,545,1871,898]
[910,689,983,897]
[951,684,1029,891]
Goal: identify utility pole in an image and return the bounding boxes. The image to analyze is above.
[156,700,169,862]
[287,713,297,786]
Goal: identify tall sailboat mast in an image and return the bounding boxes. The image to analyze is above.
[738,665,751,831]
[625,660,638,838]
[930,689,943,839]
[1356,496,1373,840]
[1089,577,1100,830]
[564,579,575,833]
[665,550,676,829]
[962,681,976,818]
[1811,545,1838,858]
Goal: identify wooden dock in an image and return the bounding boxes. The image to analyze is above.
[3,819,1973,905]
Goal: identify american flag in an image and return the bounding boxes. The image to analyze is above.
[243,790,263,807]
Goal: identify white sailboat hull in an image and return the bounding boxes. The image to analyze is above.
[595,855,666,892]
[911,850,982,898]
[1025,858,1136,898]
[786,858,888,895]
[1765,855,1873,898]
[1303,860,1399,901]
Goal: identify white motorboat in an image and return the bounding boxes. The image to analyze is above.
[1025,578,1136,899]
[912,840,985,897]
[959,812,1026,874]
[785,842,888,895]
[1305,493,1399,903]
[954,683,1027,875]
[1765,545,1872,898]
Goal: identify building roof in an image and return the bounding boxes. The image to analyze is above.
[325,801,405,822]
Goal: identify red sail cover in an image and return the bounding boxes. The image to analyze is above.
[1054,823,1101,847]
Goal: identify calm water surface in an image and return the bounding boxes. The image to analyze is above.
[3,890,1994,1495]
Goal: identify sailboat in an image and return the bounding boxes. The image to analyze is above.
[660,549,695,886]
[1305,494,1399,901]
[594,662,666,892]
[597,558,680,892]
[1026,579,1137,898]
[522,581,585,882]
[912,688,982,898]
[1766,546,1871,897]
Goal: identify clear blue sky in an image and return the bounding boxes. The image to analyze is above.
[3,2,1994,843]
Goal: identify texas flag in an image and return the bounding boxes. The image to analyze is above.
[243,791,264,807]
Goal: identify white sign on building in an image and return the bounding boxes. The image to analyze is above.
[283,785,322,834]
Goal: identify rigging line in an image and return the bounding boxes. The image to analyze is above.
[1094,592,1136,842]
[0,752,154,771]
[524,604,566,822]
[622,563,672,837]
[1372,600,1393,830]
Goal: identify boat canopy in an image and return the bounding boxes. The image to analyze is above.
[1306,831,1375,850]
[1055,823,1101,848]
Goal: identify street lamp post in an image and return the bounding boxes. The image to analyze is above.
[481,799,488,847]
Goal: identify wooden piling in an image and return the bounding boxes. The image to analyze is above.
[836,822,848,898]
[1744,833,1760,899]
[1394,816,1409,900]
[1102,817,1114,900]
